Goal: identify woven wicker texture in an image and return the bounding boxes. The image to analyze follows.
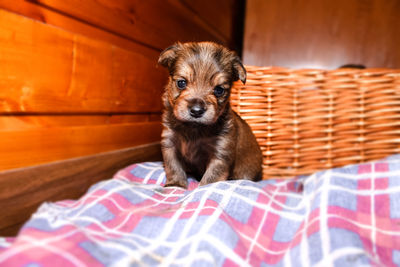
[231,66,400,179]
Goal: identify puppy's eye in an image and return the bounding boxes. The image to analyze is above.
[214,86,225,97]
[176,79,187,90]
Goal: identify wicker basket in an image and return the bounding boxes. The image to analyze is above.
[231,66,400,179]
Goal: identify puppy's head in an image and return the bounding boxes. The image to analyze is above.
[158,42,246,125]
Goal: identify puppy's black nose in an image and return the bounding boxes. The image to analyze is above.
[190,106,205,118]
[188,99,206,118]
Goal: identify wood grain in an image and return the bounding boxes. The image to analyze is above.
[22,0,227,50]
[0,9,165,114]
[0,143,162,236]
[0,0,156,54]
[243,0,400,69]
[0,121,162,170]
[181,0,234,43]
[0,114,161,131]
[181,0,245,52]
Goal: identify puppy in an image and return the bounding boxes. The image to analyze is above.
[158,42,262,188]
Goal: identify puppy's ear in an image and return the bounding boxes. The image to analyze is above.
[232,56,247,84]
[158,43,181,70]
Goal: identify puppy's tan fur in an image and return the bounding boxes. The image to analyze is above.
[158,42,262,188]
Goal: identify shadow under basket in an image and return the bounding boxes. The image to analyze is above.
[231,66,400,179]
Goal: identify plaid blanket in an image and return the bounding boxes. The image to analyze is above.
[1,156,400,266]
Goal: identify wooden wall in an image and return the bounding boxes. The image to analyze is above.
[0,0,243,171]
[0,0,243,235]
[243,0,400,69]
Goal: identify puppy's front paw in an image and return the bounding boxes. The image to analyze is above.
[199,162,229,186]
[198,179,209,187]
[164,178,188,189]
[199,176,225,187]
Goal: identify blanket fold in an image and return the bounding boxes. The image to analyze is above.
[1,157,400,266]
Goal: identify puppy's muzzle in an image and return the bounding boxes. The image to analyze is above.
[188,98,206,118]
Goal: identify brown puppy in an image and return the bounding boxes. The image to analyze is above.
[158,42,262,188]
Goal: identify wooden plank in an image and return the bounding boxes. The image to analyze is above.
[17,0,227,50]
[0,114,161,131]
[0,9,166,114]
[180,0,246,52]
[0,0,158,53]
[243,0,400,68]
[0,121,162,170]
[181,0,235,43]
[0,143,162,236]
